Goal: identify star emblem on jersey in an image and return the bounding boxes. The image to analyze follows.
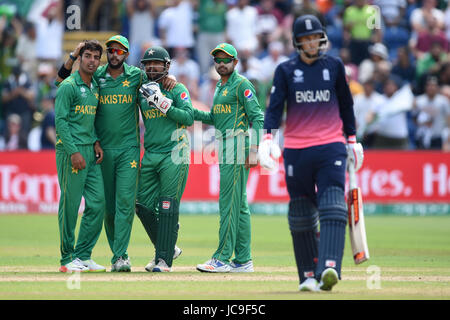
[222,89,228,96]
[71,167,78,174]
[122,79,130,87]
[130,160,137,168]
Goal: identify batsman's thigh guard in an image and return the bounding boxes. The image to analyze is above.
[155,197,179,267]
[135,202,158,246]
[316,186,347,280]
[288,197,320,283]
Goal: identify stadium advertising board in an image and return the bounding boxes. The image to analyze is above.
[0,151,449,214]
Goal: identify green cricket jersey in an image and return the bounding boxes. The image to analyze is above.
[94,63,146,149]
[55,71,100,155]
[139,82,194,153]
[194,70,264,146]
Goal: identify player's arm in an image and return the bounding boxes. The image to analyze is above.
[166,85,194,126]
[258,64,286,170]
[54,83,79,156]
[239,80,264,147]
[335,60,363,171]
[264,64,287,133]
[193,108,214,125]
[55,42,86,84]
[239,81,264,169]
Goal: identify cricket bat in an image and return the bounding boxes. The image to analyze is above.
[347,159,370,264]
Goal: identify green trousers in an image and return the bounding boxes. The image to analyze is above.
[56,144,105,266]
[136,150,189,266]
[101,146,140,264]
[213,162,252,264]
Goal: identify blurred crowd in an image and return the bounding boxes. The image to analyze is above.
[0,0,449,152]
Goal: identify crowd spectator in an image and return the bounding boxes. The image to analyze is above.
[158,0,195,57]
[373,0,407,27]
[39,95,56,150]
[2,0,450,153]
[358,43,391,84]
[1,65,35,139]
[15,21,37,81]
[33,0,63,64]
[225,0,258,52]
[391,46,416,86]
[170,47,200,100]
[352,78,385,147]
[370,75,414,149]
[410,0,445,36]
[0,113,28,151]
[411,13,448,59]
[127,0,156,67]
[196,0,227,76]
[343,0,382,65]
[413,75,450,149]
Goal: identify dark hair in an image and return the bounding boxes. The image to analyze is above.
[80,40,103,58]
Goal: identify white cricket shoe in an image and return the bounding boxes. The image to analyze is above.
[196,258,232,273]
[230,260,254,273]
[319,268,339,291]
[152,259,172,272]
[82,259,106,272]
[59,258,89,273]
[111,257,131,272]
[299,278,319,292]
[145,245,182,272]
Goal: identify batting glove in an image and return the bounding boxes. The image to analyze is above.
[140,82,173,114]
[258,133,281,171]
[346,135,364,172]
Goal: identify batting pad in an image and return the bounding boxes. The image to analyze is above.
[135,203,158,246]
[155,197,179,267]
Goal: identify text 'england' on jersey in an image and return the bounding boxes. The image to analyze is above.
[267,55,354,149]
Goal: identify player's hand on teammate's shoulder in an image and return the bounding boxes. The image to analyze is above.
[162,75,177,91]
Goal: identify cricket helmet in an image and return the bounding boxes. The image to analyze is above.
[292,15,328,57]
[140,46,171,82]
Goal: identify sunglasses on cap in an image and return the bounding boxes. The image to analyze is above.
[213,57,234,64]
[107,47,128,55]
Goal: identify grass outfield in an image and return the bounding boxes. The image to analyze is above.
[0,214,449,300]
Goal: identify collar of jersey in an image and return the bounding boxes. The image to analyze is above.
[73,70,98,88]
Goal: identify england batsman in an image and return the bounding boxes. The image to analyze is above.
[55,40,105,272]
[57,36,178,272]
[136,46,193,272]
[260,15,364,291]
[194,43,264,273]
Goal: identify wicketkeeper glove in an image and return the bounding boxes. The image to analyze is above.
[140,82,173,114]
[346,135,364,172]
[258,133,281,171]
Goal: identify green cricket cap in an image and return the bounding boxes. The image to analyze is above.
[210,43,238,58]
[106,35,129,51]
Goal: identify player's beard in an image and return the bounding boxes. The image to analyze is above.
[216,65,233,77]
[108,56,125,69]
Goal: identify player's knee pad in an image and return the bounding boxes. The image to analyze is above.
[135,202,153,218]
[288,197,319,233]
[318,186,347,223]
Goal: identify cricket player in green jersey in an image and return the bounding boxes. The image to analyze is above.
[136,46,193,272]
[57,36,178,272]
[55,40,106,273]
[195,43,264,273]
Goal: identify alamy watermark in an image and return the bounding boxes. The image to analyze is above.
[66,5,81,30]
[366,265,382,290]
